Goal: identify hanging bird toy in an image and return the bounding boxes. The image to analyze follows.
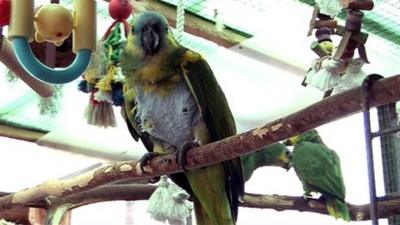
[34,4,74,47]
[8,0,96,84]
[78,0,132,127]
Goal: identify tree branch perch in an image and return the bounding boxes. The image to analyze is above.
[1,74,400,212]
[2,185,400,221]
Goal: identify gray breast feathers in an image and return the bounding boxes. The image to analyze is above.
[135,81,200,149]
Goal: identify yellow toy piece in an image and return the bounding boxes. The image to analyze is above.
[320,40,334,54]
[34,4,74,47]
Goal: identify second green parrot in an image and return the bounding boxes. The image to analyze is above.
[241,143,292,181]
[120,11,244,225]
[287,129,351,221]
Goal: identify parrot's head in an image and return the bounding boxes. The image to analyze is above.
[275,146,292,171]
[257,144,292,171]
[243,144,292,181]
[278,148,292,170]
[285,129,324,145]
[129,11,173,56]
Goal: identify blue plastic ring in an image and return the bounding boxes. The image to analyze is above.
[12,37,92,84]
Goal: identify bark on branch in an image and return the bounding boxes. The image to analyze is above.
[2,185,400,221]
[1,74,400,212]
[242,193,400,221]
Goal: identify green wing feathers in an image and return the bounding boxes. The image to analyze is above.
[293,141,350,221]
[294,143,345,200]
[182,51,236,140]
[182,50,244,224]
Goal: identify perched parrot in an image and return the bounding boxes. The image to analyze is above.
[241,143,292,182]
[120,11,244,225]
[287,129,351,221]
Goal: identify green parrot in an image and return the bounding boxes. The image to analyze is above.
[241,143,292,181]
[120,11,244,225]
[287,129,351,221]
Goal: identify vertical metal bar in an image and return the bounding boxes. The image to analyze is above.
[361,75,382,225]
[362,106,379,225]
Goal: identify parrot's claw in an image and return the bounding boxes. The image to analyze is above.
[139,152,160,174]
[302,194,313,200]
[175,141,200,172]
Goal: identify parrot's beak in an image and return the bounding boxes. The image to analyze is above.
[285,161,293,171]
[279,151,292,171]
[141,25,160,56]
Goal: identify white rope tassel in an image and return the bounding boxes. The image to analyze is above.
[120,22,126,42]
[176,0,185,42]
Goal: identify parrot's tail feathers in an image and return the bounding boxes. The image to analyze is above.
[193,199,212,225]
[326,198,351,221]
[192,193,235,225]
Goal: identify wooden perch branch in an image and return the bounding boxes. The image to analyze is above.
[242,193,400,221]
[2,185,400,221]
[1,74,400,212]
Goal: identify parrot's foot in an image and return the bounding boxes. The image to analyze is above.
[175,141,200,171]
[139,152,160,174]
[302,193,313,200]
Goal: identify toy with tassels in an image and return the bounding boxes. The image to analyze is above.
[303,5,337,95]
[147,176,193,225]
[78,0,131,128]
[7,0,96,84]
[304,0,373,97]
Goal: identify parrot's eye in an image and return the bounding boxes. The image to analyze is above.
[131,26,135,33]
[165,26,169,32]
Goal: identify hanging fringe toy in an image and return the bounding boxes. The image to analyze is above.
[333,57,367,94]
[164,183,193,225]
[315,0,343,17]
[304,9,338,92]
[78,1,131,127]
[304,1,373,97]
[5,69,18,83]
[80,40,112,127]
[38,84,63,117]
[147,176,193,225]
[147,176,171,222]
[309,57,347,91]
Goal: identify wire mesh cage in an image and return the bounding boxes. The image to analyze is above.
[362,74,400,225]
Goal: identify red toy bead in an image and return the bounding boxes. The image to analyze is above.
[0,0,11,27]
[108,0,132,21]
